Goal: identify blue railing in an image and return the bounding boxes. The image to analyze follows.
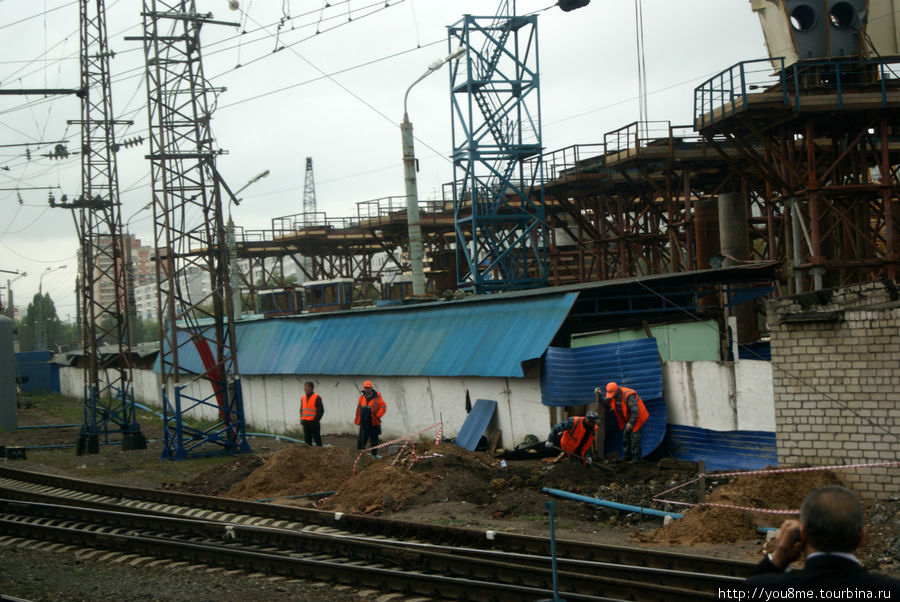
[694,58,787,128]
[695,57,900,128]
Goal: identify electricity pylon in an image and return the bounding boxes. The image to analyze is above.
[139,0,250,460]
[65,0,145,454]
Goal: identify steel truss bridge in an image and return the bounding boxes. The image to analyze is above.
[221,55,900,308]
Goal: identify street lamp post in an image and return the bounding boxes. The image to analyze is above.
[37,265,66,350]
[5,271,26,319]
[228,170,270,319]
[402,46,465,297]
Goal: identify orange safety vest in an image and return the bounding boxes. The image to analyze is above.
[610,386,649,432]
[300,393,320,422]
[560,416,597,457]
[354,392,386,427]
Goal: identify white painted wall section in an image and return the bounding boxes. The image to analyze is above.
[59,356,774,448]
[663,360,774,431]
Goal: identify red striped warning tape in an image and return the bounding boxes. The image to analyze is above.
[352,422,443,475]
[698,460,900,480]
[652,498,801,515]
[652,460,900,515]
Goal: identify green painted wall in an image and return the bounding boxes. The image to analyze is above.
[570,320,719,361]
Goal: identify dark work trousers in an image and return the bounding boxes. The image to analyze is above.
[357,422,381,456]
[302,420,322,447]
[623,428,642,461]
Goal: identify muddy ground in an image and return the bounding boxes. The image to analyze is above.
[1,394,899,600]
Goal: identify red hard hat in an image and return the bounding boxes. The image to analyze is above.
[363,380,373,388]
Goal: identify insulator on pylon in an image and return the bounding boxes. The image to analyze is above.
[44,144,70,160]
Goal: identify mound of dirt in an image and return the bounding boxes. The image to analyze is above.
[639,469,845,546]
[226,444,362,500]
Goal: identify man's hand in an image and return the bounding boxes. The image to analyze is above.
[585,457,592,465]
[769,519,804,569]
[594,387,603,395]
[545,440,553,449]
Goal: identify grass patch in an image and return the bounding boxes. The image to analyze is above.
[429,516,468,526]
[20,393,84,423]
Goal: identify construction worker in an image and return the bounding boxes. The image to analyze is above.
[300,381,324,446]
[600,382,649,462]
[545,410,600,465]
[355,380,386,457]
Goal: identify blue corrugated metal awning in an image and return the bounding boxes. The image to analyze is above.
[540,339,666,458]
[455,399,497,451]
[159,292,577,378]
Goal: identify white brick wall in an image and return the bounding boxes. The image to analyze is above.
[766,281,900,499]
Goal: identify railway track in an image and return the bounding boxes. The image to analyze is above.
[0,466,753,601]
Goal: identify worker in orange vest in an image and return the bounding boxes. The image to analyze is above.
[300,381,324,446]
[355,380,386,458]
[545,410,600,465]
[600,382,649,462]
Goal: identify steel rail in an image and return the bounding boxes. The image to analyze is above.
[0,495,740,600]
[0,466,755,577]
[0,508,614,602]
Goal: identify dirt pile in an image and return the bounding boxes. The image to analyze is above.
[226,444,363,500]
[640,470,845,546]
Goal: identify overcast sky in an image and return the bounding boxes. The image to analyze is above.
[0,0,768,319]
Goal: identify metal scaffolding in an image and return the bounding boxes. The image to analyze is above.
[448,3,547,293]
[139,0,250,460]
[695,57,900,293]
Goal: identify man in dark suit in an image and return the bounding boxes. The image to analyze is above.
[744,485,899,595]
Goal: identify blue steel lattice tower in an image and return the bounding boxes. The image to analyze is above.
[448,3,548,293]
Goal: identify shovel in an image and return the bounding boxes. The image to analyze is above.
[546,443,612,471]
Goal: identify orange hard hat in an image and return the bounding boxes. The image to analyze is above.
[605,382,618,398]
[363,380,373,388]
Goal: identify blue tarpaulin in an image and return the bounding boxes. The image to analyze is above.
[540,339,666,458]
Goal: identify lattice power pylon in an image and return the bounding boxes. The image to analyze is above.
[139,1,250,460]
[303,157,317,216]
[448,1,547,293]
[64,0,145,455]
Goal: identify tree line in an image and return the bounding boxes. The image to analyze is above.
[15,292,159,352]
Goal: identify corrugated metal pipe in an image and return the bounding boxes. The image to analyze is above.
[542,487,683,520]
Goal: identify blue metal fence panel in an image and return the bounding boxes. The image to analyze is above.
[158,292,578,378]
[541,338,663,405]
[540,339,666,458]
[455,399,497,451]
[15,351,60,394]
[665,424,777,471]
